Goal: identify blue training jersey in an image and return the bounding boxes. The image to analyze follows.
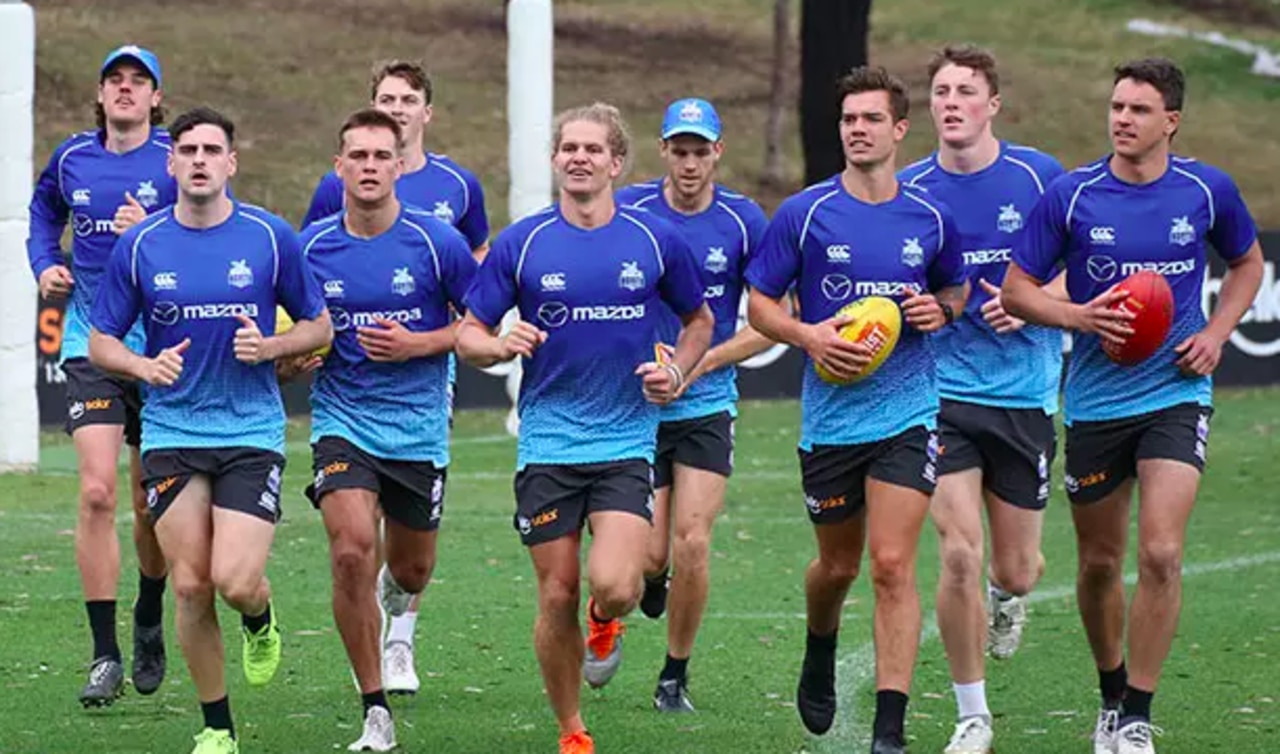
[303,207,477,465]
[616,180,768,422]
[899,142,1065,413]
[91,202,326,453]
[746,177,966,449]
[465,204,707,469]
[1013,155,1257,423]
[27,129,176,360]
[302,154,489,250]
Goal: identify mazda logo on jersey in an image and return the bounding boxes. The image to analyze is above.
[820,274,852,301]
[151,301,180,325]
[537,301,569,328]
[330,307,352,332]
[1086,255,1117,282]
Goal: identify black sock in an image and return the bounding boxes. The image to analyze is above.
[660,654,689,682]
[86,600,121,662]
[802,628,837,684]
[1121,685,1154,722]
[134,572,166,628]
[201,695,235,738]
[362,689,390,715]
[805,627,837,655]
[646,569,669,586]
[1098,661,1128,709]
[873,689,909,741]
[241,602,271,634]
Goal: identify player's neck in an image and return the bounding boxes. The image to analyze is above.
[937,132,999,175]
[103,121,151,155]
[559,190,616,229]
[344,197,400,239]
[175,193,234,229]
[662,176,714,215]
[840,163,899,205]
[1109,148,1169,185]
[401,143,427,173]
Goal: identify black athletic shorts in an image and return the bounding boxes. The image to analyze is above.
[306,436,446,531]
[142,447,286,524]
[63,357,142,447]
[798,426,938,525]
[1065,402,1212,505]
[938,399,1057,510]
[653,410,734,488]
[513,459,653,546]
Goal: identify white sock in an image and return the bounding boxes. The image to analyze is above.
[387,611,418,648]
[954,679,990,720]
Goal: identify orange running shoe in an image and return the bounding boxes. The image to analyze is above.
[583,597,625,688]
[559,729,595,754]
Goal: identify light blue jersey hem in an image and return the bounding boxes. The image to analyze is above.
[798,415,937,452]
[515,449,655,471]
[659,401,738,423]
[141,434,285,456]
[310,426,449,467]
[938,391,1058,416]
[1063,395,1212,426]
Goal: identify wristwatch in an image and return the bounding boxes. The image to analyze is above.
[940,302,955,325]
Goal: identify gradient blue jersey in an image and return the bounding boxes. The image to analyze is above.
[746,178,966,449]
[91,203,325,453]
[28,130,176,360]
[616,180,768,421]
[303,208,476,465]
[303,154,488,250]
[1014,156,1257,423]
[899,143,1065,413]
[466,205,707,469]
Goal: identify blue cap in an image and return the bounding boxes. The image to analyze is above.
[100,45,162,88]
[661,97,722,141]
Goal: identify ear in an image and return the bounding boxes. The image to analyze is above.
[150,88,163,109]
[893,117,911,142]
[392,154,405,179]
[422,103,434,128]
[227,150,239,178]
[712,140,726,159]
[1165,110,1181,138]
[167,151,175,178]
[658,138,669,157]
[988,93,1002,118]
[609,153,625,180]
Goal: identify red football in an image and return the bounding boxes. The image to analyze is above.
[1102,270,1175,366]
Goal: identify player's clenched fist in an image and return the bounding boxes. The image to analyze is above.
[39,265,75,301]
[112,192,148,235]
[144,338,191,387]
[498,321,548,360]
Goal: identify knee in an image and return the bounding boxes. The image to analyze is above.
[330,538,376,593]
[813,553,861,588]
[80,477,117,517]
[388,558,432,595]
[869,548,915,594]
[171,570,214,609]
[938,535,983,589]
[538,575,581,621]
[992,550,1042,596]
[1077,545,1124,587]
[591,577,642,618]
[672,528,712,571]
[1137,542,1182,587]
[212,568,261,610]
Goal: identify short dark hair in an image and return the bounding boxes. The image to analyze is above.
[836,66,910,121]
[927,44,1000,95]
[170,107,236,146]
[337,108,404,151]
[1114,57,1185,111]
[370,60,433,105]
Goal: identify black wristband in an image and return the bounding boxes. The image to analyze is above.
[940,302,955,325]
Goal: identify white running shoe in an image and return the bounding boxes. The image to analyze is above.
[382,640,420,695]
[1092,707,1120,754]
[348,705,396,752]
[378,565,413,618]
[1115,720,1161,754]
[944,716,993,753]
[987,589,1027,660]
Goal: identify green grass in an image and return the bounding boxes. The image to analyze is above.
[32,0,1280,228]
[2,392,1279,753]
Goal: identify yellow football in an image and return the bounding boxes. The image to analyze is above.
[276,305,331,358]
[814,296,902,385]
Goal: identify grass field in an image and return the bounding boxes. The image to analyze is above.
[2,391,1279,753]
[31,0,1280,228]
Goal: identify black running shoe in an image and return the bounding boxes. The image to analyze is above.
[79,656,124,707]
[131,622,166,695]
[870,733,907,754]
[640,572,670,620]
[653,677,695,713]
[796,646,836,735]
